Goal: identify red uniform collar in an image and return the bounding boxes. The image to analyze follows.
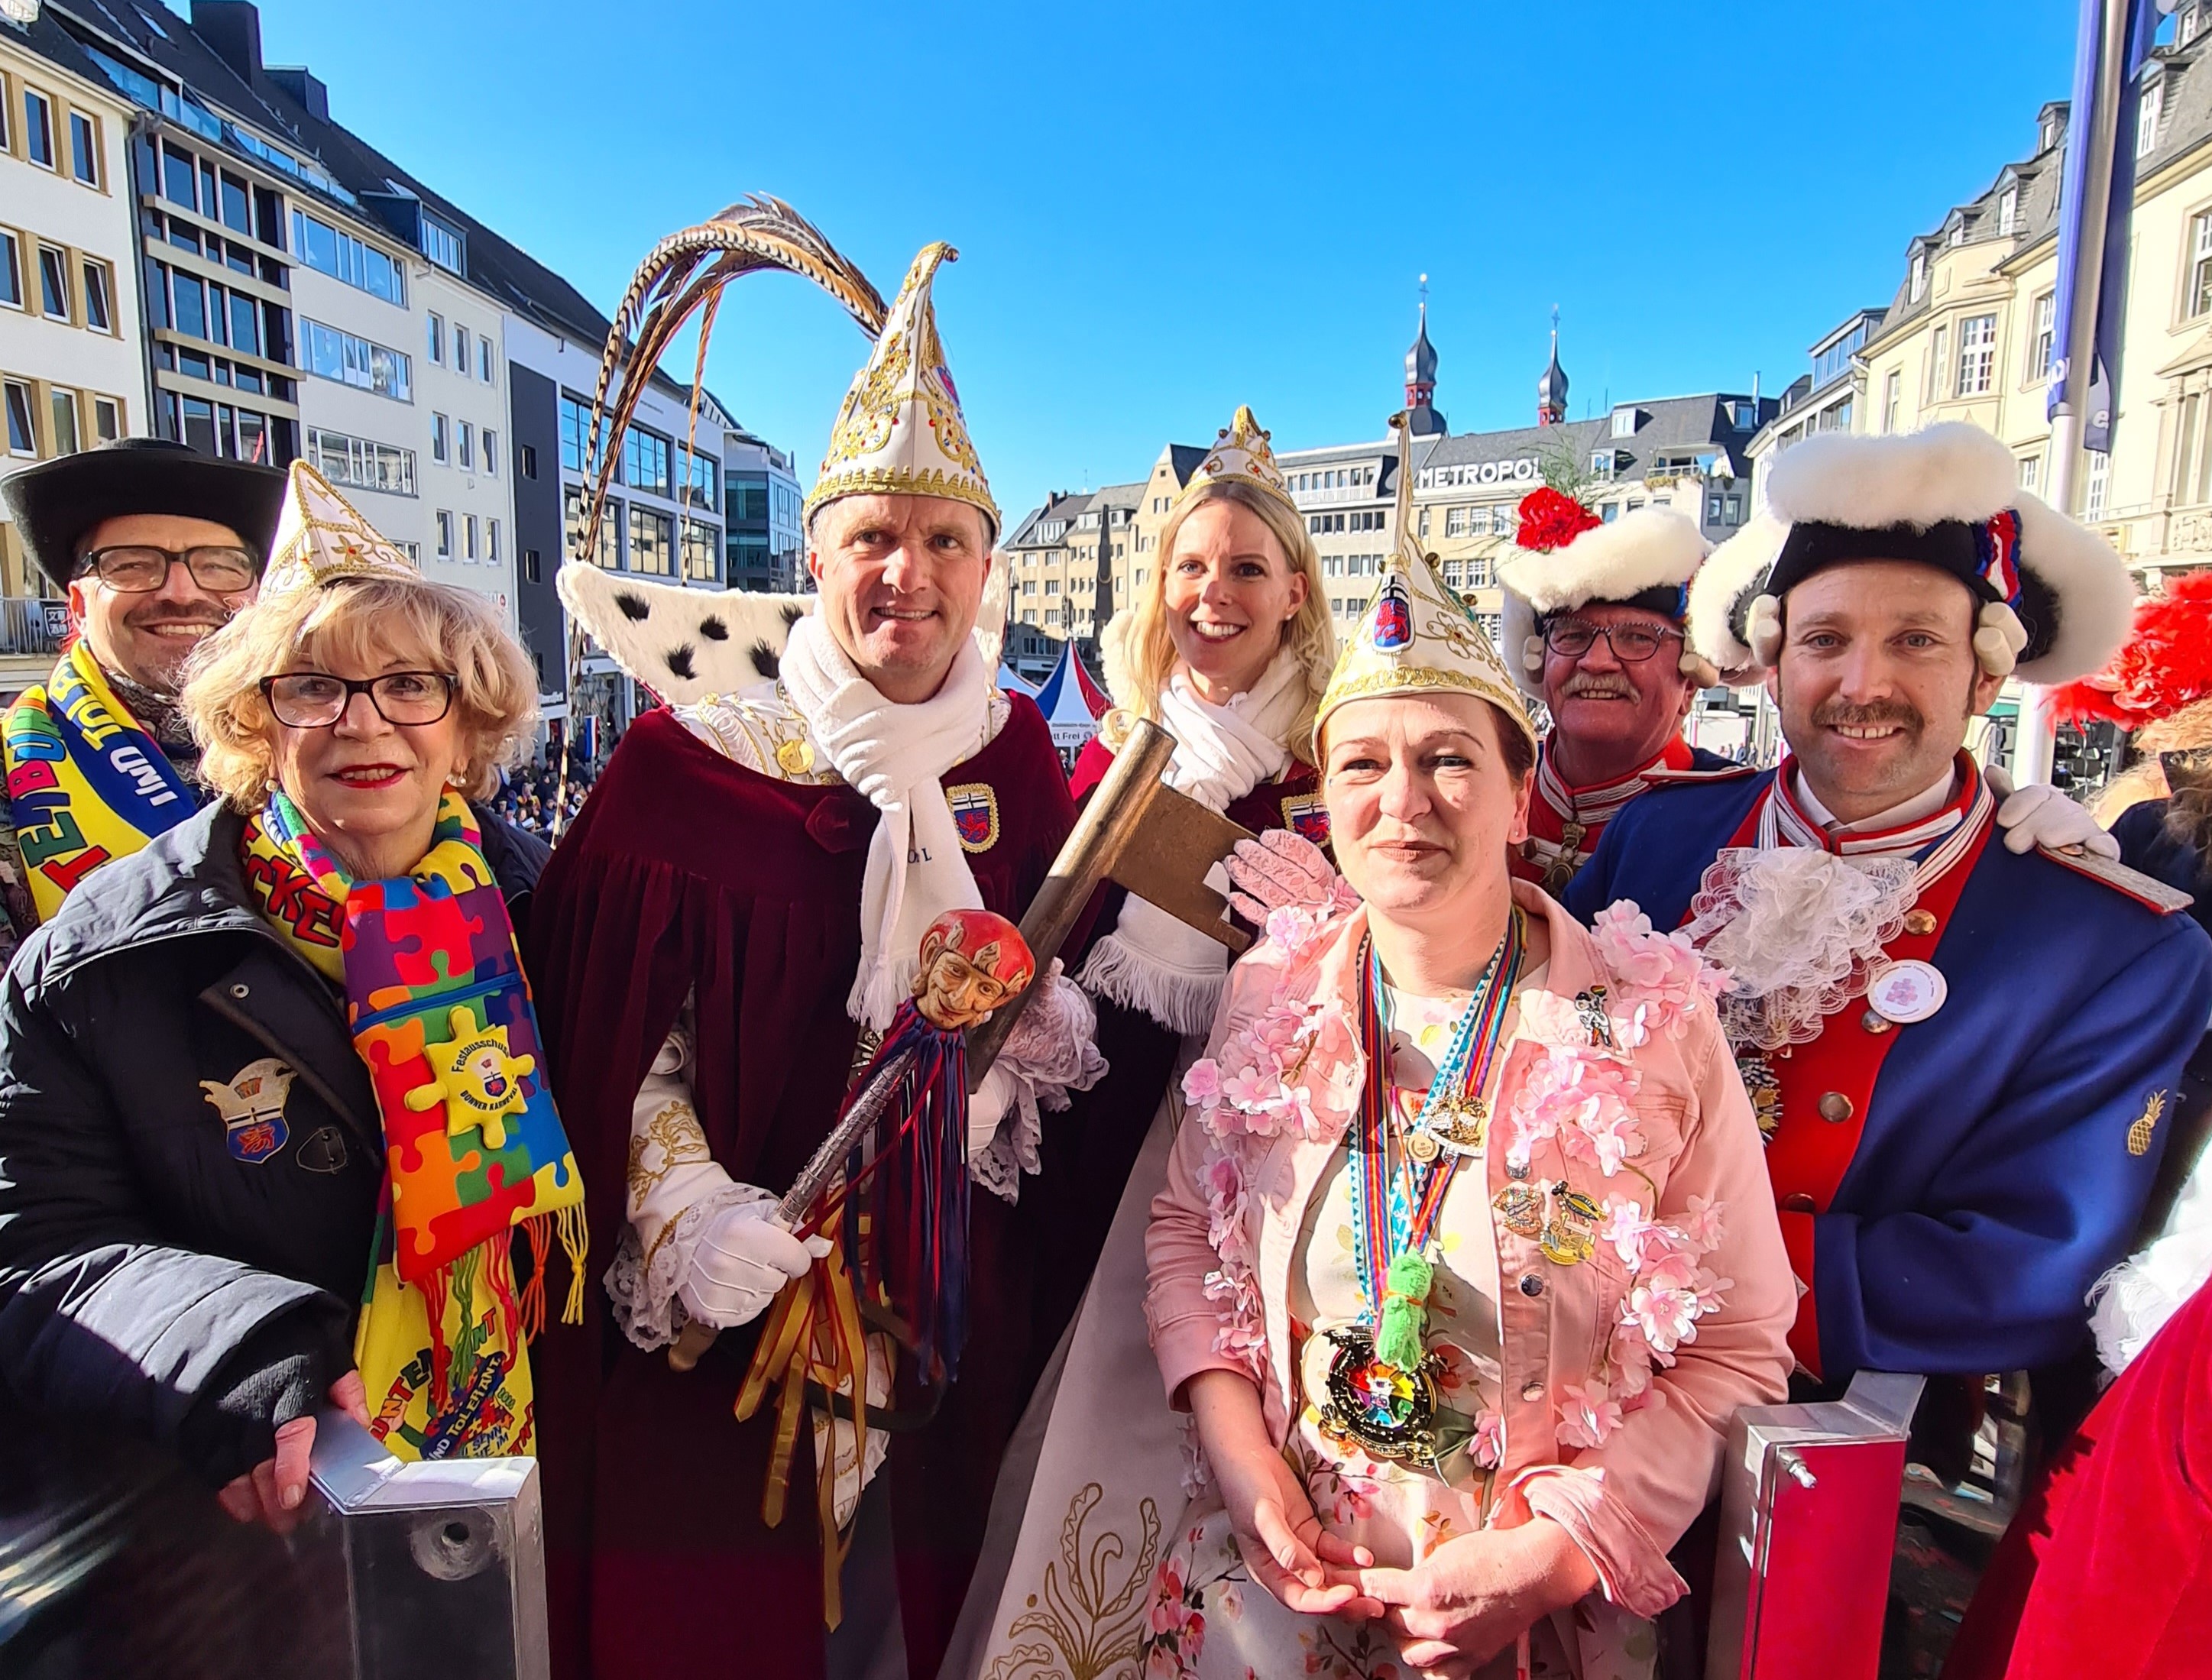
[1759,750,1993,878]
[1534,736,1692,828]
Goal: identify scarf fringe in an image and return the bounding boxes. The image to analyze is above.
[557,1202,590,1326]
[1077,932,1226,1037]
[520,1216,551,1342]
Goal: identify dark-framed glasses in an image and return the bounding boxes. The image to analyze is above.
[1543,618,1682,663]
[260,672,456,729]
[76,545,260,594]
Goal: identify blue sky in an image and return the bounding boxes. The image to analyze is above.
[247,0,2082,525]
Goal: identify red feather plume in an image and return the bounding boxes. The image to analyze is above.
[1515,486,1602,553]
[2052,568,2212,729]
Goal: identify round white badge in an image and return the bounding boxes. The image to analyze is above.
[1867,960,1947,1025]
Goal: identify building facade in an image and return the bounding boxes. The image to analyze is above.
[724,426,802,594]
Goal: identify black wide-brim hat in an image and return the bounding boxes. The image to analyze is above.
[0,438,288,593]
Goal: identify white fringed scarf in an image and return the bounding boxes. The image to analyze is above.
[1078,648,1305,1034]
[779,615,991,1030]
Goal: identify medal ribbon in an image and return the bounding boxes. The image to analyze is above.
[1349,909,1525,1332]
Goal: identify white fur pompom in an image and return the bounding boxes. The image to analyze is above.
[1747,594,1784,668]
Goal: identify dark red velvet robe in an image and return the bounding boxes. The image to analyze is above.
[1020,740,1327,1381]
[525,701,1077,1680]
[1943,1277,2212,1680]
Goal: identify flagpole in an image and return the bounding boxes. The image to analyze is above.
[2017,0,2133,785]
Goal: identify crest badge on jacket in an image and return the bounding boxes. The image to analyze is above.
[201,1056,296,1164]
[946,784,1000,854]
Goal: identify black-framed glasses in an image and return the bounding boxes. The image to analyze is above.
[260,672,455,729]
[76,545,260,594]
[1543,618,1683,663]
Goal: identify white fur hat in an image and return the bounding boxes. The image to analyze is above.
[1688,422,2134,688]
[1497,506,1715,699]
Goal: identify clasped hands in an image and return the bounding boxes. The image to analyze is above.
[1191,1371,1598,1680]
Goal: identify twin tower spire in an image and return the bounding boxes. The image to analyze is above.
[1402,287,1571,432]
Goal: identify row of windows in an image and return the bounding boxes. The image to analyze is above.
[429,412,498,476]
[144,205,283,286]
[293,207,403,307]
[154,338,291,403]
[4,73,102,189]
[562,484,720,581]
[1321,553,1385,579]
[4,375,123,461]
[1308,509,1385,534]
[0,229,115,335]
[302,318,412,402]
[154,389,292,468]
[1291,465,1376,494]
[146,258,275,368]
[426,313,495,384]
[434,510,501,565]
[306,426,415,497]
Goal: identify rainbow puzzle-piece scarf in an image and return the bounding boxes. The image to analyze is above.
[3,641,197,922]
[241,787,585,1459]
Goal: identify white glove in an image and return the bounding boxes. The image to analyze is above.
[676,1200,833,1329]
[969,1063,1016,1157]
[1993,778,2120,859]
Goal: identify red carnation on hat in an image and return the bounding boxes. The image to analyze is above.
[1516,486,1603,554]
[2052,569,2212,730]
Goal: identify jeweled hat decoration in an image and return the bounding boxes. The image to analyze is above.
[260,460,419,597]
[1174,403,1299,522]
[1313,413,1537,756]
[1687,422,2136,688]
[1496,488,1717,698]
[805,242,997,539]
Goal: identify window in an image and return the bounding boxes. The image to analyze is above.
[2019,454,2041,494]
[2026,290,2057,384]
[1910,250,1928,303]
[24,90,53,170]
[426,314,444,364]
[2192,213,2212,318]
[36,246,70,322]
[1732,398,1761,428]
[1045,578,1061,595]
[1927,325,1948,403]
[681,446,717,510]
[1445,506,1471,538]
[68,111,98,185]
[463,514,478,562]
[482,429,497,477]
[420,212,465,274]
[519,443,537,479]
[523,548,542,584]
[302,320,412,400]
[487,520,500,565]
[0,232,19,310]
[431,413,449,463]
[452,325,469,374]
[5,381,34,455]
[478,338,492,383]
[623,426,671,496]
[81,261,112,334]
[1883,368,1903,432]
[1726,495,1744,523]
[2140,77,2164,159]
[565,484,622,569]
[287,209,405,306]
[2085,450,2110,520]
[628,506,673,575]
[435,510,452,558]
[1998,186,2018,235]
[1958,313,1997,396]
[2173,390,2212,505]
[458,420,474,472]
[48,390,79,456]
[306,427,416,497]
[682,517,717,582]
[559,393,591,472]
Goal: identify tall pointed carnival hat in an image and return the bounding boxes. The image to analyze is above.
[554,197,1003,706]
[1687,421,2134,688]
[261,458,421,595]
[1496,490,1717,698]
[1313,413,1537,756]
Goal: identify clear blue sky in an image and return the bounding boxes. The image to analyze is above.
[248,0,2081,526]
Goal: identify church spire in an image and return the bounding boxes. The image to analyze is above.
[1404,275,1446,436]
[1537,306,1569,426]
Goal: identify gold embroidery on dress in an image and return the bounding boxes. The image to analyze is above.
[627,1099,711,1205]
[2129,1088,2168,1157]
[986,1482,1160,1680]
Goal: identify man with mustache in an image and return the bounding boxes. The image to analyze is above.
[0,439,283,946]
[1497,490,1750,891]
[1565,423,2212,1390]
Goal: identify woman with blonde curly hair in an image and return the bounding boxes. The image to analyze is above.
[0,465,576,1540]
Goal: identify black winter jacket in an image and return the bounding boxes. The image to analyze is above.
[0,800,547,1484]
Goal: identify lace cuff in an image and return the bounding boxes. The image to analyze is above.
[605,1180,776,1350]
[967,967,1106,1204]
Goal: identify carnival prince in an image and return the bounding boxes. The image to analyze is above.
[1567,421,2212,1384]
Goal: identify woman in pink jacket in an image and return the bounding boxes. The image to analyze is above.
[1141,530,1794,1680]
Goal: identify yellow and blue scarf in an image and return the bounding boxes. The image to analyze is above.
[241,788,586,1460]
[3,642,197,922]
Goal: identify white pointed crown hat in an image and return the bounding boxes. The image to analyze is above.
[261,460,419,597]
[1313,413,1537,757]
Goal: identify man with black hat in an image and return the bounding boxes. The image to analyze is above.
[1565,422,2212,1387]
[0,438,284,942]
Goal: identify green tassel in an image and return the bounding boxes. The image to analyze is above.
[1373,1251,1433,1371]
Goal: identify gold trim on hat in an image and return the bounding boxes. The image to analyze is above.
[1175,403,1298,520]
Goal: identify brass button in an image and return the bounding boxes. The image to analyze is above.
[1521,1380,1545,1402]
[1861,1010,1893,1034]
[1519,1274,1544,1298]
[1903,909,1938,937]
[1818,1092,1854,1123]
[1783,1192,1818,1212]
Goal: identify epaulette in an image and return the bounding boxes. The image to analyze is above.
[1645,762,1759,785]
[2035,843,2196,914]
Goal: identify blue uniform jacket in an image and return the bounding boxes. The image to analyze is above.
[1565,771,2212,1377]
